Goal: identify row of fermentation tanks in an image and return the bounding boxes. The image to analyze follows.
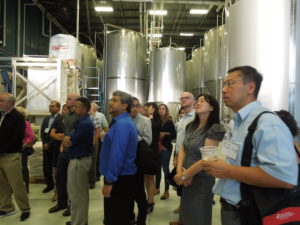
[48,24,227,112]
[104,25,227,109]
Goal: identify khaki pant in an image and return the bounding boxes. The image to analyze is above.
[68,156,92,225]
[0,153,30,213]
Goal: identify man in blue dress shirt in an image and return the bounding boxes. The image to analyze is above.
[202,66,298,225]
[63,97,94,225]
[100,90,138,225]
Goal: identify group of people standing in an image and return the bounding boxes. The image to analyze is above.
[0,65,299,225]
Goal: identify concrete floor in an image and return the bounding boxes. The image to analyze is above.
[1,181,222,225]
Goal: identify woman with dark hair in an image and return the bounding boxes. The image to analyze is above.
[275,110,300,162]
[174,94,225,225]
[156,104,176,200]
[143,102,161,213]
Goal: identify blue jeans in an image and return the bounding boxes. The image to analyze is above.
[156,150,171,191]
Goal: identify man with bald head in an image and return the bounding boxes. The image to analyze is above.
[174,92,195,155]
[49,93,80,216]
[0,93,31,221]
[170,92,195,225]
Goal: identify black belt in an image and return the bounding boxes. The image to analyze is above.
[220,198,240,211]
[70,155,90,160]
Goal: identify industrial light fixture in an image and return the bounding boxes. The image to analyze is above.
[180,33,194,36]
[177,47,185,51]
[149,10,168,16]
[95,6,113,12]
[190,9,209,14]
[148,33,163,38]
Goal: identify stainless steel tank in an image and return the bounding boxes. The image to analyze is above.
[203,25,227,99]
[148,47,186,103]
[80,44,97,87]
[227,0,290,110]
[190,47,205,97]
[185,60,192,92]
[105,29,147,106]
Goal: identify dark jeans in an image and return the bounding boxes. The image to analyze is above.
[96,140,102,178]
[104,175,136,225]
[220,199,241,225]
[88,143,98,185]
[156,150,171,191]
[43,147,59,187]
[130,171,147,225]
[56,151,70,207]
[21,153,29,193]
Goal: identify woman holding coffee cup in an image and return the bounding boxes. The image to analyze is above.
[174,94,225,225]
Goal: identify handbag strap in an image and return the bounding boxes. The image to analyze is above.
[241,111,274,167]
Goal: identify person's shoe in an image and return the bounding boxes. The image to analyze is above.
[146,202,155,214]
[20,212,30,221]
[0,210,16,218]
[62,207,70,217]
[160,191,169,200]
[130,219,136,225]
[66,221,71,225]
[42,185,54,193]
[89,184,96,189]
[48,204,67,213]
[154,189,160,195]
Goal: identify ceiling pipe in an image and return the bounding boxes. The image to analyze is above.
[76,0,79,39]
[139,2,143,33]
[31,0,68,33]
[85,0,91,39]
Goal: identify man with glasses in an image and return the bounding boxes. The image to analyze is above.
[41,101,62,194]
[130,97,152,225]
[203,66,298,225]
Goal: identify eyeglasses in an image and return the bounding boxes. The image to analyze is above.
[179,96,191,101]
[132,104,140,108]
[222,79,242,88]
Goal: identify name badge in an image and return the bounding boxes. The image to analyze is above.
[44,128,50,134]
[221,140,239,160]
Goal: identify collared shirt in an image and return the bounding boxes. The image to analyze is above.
[48,113,58,129]
[174,109,195,153]
[95,111,108,129]
[213,101,298,205]
[132,113,152,146]
[63,111,77,136]
[100,112,138,182]
[69,114,94,158]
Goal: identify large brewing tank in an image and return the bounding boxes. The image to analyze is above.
[185,60,192,92]
[149,47,186,103]
[190,47,205,97]
[227,0,291,111]
[81,44,97,87]
[105,29,147,106]
[203,25,227,99]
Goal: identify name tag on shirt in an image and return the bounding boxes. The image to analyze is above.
[44,128,50,134]
[221,140,239,160]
